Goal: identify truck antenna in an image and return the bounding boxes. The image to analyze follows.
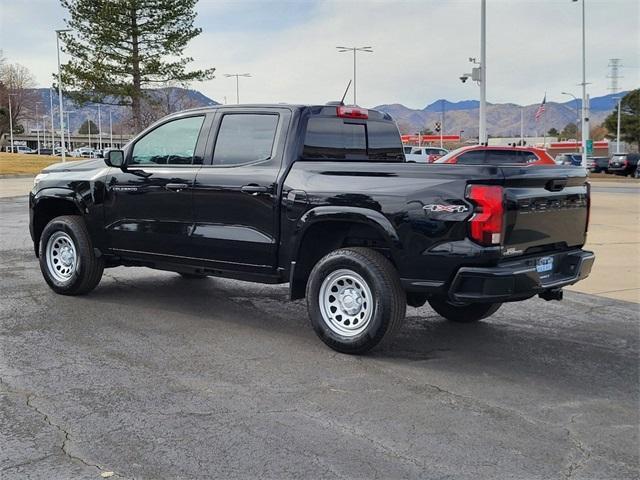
[340,80,352,105]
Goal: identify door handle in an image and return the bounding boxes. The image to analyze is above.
[166,183,189,192]
[241,184,268,194]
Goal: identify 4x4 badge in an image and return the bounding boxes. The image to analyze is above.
[423,204,469,213]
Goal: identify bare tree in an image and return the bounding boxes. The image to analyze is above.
[0,61,37,140]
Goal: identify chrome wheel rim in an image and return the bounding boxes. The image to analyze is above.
[319,269,373,337]
[46,232,78,282]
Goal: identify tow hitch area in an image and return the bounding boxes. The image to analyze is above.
[539,289,563,301]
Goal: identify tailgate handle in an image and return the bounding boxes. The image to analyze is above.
[545,179,567,192]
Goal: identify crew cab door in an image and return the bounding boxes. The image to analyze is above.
[191,108,291,274]
[103,113,210,258]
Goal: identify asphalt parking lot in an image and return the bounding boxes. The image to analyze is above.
[1,192,638,479]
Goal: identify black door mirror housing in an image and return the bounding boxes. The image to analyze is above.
[105,149,125,168]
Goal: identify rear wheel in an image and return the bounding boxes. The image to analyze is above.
[39,215,104,295]
[428,297,501,323]
[306,247,406,354]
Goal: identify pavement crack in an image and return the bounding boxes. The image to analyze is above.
[563,414,592,480]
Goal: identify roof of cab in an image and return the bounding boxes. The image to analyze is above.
[180,103,393,120]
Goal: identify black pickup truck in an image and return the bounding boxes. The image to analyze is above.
[29,104,595,353]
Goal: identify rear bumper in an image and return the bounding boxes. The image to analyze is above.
[448,249,595,303]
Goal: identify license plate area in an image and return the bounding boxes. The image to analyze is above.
[536,256,554,273]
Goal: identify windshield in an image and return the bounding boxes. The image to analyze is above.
[434,147,468,163]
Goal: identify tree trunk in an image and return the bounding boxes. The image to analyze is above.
[130,3,142,133]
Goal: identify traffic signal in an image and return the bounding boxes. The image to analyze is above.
[434,122,441,133]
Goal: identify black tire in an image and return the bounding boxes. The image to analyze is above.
[428,297,501,323]
[39,215,104,295]
[179,273,208,279]
[306,247,406,354]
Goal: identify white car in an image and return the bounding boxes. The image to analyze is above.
[5,145,36,154]
[405,146,449,163]
[71,147,96,158]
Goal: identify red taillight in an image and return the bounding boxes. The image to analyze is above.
[336,106,368,119]
[466,185,504,245]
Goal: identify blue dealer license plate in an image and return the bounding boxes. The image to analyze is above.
[536,256,554,273]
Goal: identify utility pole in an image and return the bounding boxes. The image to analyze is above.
[479,0,487,145]
[56,29,71,161]
[336,46,373,105]
[224,73,251,104]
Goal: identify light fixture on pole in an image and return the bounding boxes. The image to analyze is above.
[56,28,72,161]
[572,0,588,167]
[336,46,373,105]
[561,91,581,143]
[224,73,251,104]
[8,93,16,153]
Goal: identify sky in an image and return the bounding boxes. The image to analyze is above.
[1,0,638,109]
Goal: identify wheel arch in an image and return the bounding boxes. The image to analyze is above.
[288,206,402,300]
[31,189,86,256]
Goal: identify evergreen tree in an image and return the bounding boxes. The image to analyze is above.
[78,119,99,134]
[58,0,215,133]
[547,127,559,137]
[603,89,640,149]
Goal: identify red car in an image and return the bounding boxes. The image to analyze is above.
[434,146,556,165]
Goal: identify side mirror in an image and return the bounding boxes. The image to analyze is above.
[104,149,125,168]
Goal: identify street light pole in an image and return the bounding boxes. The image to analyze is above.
[43,115,49,149]
[561,91,581,144]
[573,0,588,168]
[64,111,75,152]
[35,102,42,154]
[615,96,622,153]
[8,93,16,153]
[479,0,487,145]
[56,29,71,161]
[97,104,102,151]
[336,47,373,105]
[223,73,251,104]
[109,110,113,148]
[49,87,55,149]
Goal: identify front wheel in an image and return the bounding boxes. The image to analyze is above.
[306,247,406,354]
[428,297,501,323]
[39,215,104,295]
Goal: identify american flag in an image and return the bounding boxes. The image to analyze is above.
[535,94,546,121]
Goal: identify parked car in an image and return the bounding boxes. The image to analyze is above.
[405,146,449,163]
[53,147,69,156]
[555,153,583,166]
[608,153,640,177]
[435,145,555,165]
[71,147,96,158]
[5,145,36,154]
[39,148,54,156]
[586,156,610,174]
[30,103,594,354]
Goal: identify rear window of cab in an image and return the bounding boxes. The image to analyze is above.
[302,117,404,162]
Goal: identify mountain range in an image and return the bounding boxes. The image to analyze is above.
[20,87,623,139]
[374,92,626,137]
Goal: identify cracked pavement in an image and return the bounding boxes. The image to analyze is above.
[0,195,638,479]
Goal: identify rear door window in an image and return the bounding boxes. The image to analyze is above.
[455,151,486,164]
[484,150,529,164]
[213,114,279,166]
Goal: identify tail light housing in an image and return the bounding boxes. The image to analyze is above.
[336,106,368,119]
[466,185,504,245]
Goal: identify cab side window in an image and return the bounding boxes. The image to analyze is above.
[456,151,486,164]
[213,114,279,166]
[131,116,205,166]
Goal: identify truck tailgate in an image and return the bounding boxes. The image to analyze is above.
[500,166,589,256]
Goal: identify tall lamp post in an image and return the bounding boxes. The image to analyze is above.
[56,28,71,161]
[35,102,42,154]
[49,87,55,149]
[97,104,103,151]
[224,73,251,104]
[42,115,49,148]
[8,93,17,153]
[336,46,373,105]
[561,92,581,144]
[572,0,588,168]
[64,110,75,152]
